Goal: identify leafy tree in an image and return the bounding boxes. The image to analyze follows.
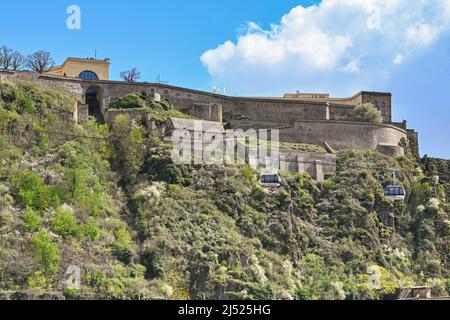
[353,103,383,123]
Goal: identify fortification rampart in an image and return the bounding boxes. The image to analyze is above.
[0,72,416,158]
[284,91,392,123]
[1,71,83,97]
[36,75,360,125]
[227,118,407,157]
[280,120,407,156]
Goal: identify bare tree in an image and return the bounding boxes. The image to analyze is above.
[10,50,26,71]
[120,68,141,82]
[0,45,12,70]
[26,50,55,73]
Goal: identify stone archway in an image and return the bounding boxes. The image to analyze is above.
[85,86,105,123]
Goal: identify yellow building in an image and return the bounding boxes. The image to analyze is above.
[46,57,110,80]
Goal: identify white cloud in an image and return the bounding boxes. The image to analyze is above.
[342,58,361,73]
[393,53,404,65]
[406,23,440,46]
[201,0,450,96]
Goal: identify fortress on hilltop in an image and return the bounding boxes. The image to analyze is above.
[0,57,419,181]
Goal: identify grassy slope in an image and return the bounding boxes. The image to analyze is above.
[108,93,194,122]
[0,82,448,300]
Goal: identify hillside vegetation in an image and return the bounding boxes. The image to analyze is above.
[108,93,194,123]
[0,82,449,300]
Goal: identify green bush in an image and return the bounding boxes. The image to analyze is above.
[82,221,100,242]
[109,94,146,109]
[50,207,80,238]
[23,209,41,232]
[32,231,60,274]
[11,171,60,211]
[295,287,313,300]
[160,164,184,184]
[27,271,48,289]
[64,287,79,299]
[22,96,34,112]
[241,166,255,183]
[323,179,336,191]
[142,251,165,278]
[160,164,192,186]
[112,227,134,265]
[247,283,275,300]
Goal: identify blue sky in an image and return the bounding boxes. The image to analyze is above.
[0,0,449,158]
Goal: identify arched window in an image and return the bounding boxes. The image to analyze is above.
[79,70,99,80]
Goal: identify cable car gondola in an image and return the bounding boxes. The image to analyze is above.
[384,185,406,201]
[260,173,282,188]
[384,168,406,202]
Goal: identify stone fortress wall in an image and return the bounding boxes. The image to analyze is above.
[0,71,418,178]
[37,75,408,158]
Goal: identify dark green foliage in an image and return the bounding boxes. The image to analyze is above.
[247,283,275,300]
[141,251,165,278]
[296,287,313,300]
[109,94,146,109]
[160,164,193,186]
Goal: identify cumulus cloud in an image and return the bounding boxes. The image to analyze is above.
[201,0,450,96]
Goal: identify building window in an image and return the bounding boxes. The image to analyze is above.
[79,70,99,80]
